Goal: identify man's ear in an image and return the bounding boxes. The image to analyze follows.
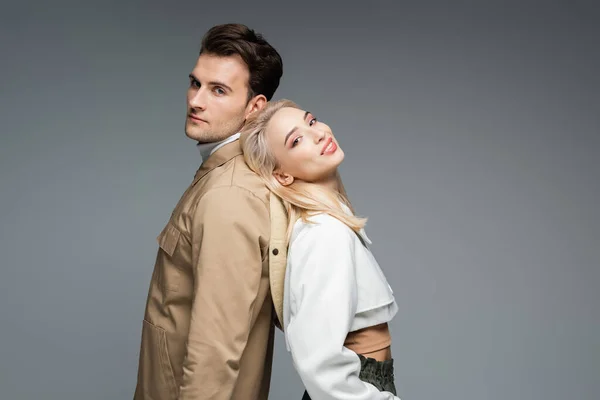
[273,170,294,186]
[245,94,268,119]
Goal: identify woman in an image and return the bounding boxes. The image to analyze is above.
[241,99,401,399]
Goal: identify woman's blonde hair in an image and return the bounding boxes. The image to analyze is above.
[241,99,367,240]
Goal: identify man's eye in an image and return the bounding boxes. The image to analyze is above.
[214,87,226,95]
[309,118,317,126]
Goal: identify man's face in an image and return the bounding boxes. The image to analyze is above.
[185,53,254,143]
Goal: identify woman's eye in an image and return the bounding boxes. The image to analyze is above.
[292,137,301,147]
[309,118,317,126]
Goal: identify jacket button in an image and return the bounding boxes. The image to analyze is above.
[272,248,279,255]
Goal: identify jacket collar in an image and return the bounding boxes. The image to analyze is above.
[192,138,242,185]
[196,132,241,164]
[339,203,372,245]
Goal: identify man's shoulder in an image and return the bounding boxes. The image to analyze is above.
[204,154,270,207]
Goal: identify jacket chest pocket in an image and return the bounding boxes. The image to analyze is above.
[158,223,181,257]
[156,222,183,292]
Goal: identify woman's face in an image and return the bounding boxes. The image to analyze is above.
[265,107,344,186]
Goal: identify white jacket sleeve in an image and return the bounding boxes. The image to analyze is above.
[285,219,400,400]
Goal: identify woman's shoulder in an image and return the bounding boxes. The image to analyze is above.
[291,212,355,244]
[294,211,352,230]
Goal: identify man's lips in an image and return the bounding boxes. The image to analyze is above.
[189,114,207,123]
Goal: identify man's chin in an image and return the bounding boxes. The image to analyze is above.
[184,126,204,141]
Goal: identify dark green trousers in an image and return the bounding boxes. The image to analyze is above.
[301,354,397,399]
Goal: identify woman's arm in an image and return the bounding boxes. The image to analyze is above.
[286,218,400,400]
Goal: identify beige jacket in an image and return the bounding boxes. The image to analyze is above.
[134,139,280,400]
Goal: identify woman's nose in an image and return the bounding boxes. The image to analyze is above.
[312,129,326,143]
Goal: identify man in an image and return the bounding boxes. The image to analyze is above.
[134,23,283,400]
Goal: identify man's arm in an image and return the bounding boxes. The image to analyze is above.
[178,186,270,400]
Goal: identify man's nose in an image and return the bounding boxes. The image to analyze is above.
[189,88,207,110]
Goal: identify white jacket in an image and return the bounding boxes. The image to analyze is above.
[283,211,400,400]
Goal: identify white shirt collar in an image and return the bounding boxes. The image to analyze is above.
[340,202,372,245]
[196,132,241,164]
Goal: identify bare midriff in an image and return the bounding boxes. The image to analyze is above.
[344,323,392,362]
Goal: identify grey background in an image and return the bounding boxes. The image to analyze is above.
[1,0,598,399]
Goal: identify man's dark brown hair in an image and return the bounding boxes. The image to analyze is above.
[200,23,283,101]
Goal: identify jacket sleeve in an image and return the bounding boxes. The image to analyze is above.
[286,219,401,400]
[178,186,270,400]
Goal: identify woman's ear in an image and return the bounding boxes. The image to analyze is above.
[273,170,294,186]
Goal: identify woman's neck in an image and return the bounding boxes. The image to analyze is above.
[313,172,340,192]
